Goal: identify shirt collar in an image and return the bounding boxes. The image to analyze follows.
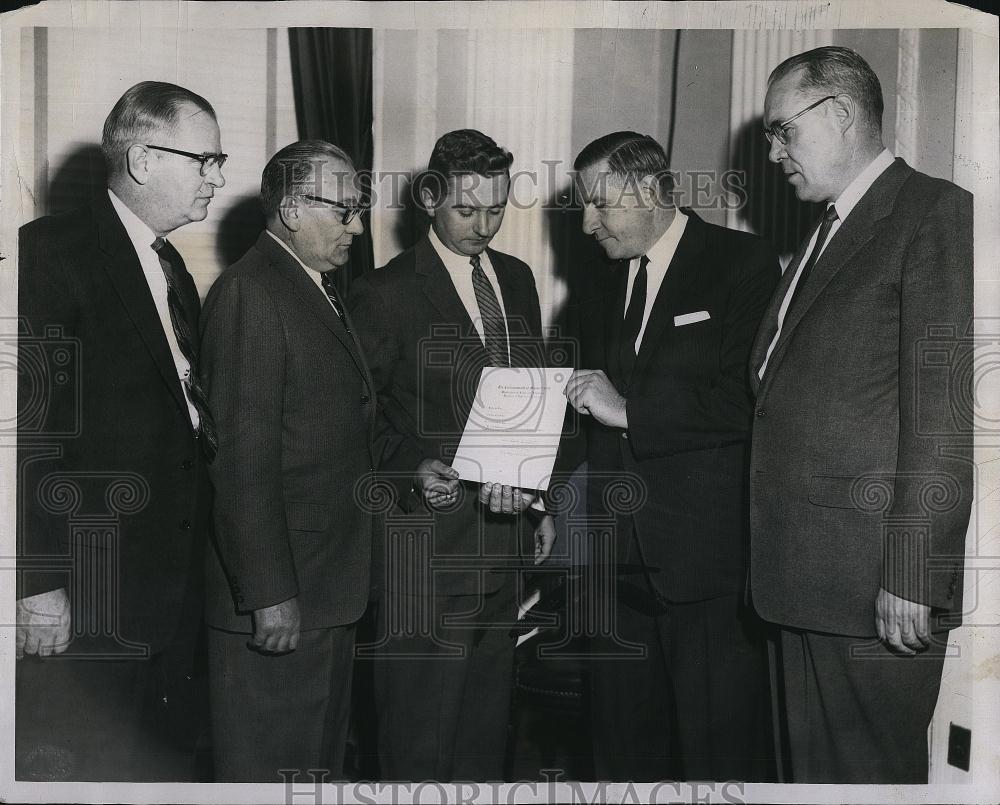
[107,188,158,254]
[427,225,492,274]
[265,230,327,290]
[644,208,688,268]
[833,149,895,222]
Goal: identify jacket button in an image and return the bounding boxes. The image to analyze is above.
[755,408,765,418]
[181,459,193,470]
[361,394,371,404]
[179,519,191,530]
[621,432,629,440]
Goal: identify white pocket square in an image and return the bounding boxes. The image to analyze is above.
[674,310,710,326]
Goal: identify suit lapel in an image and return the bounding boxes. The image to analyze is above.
[256,233,373,389]
[756,159,912,394]
[94,195,191,418]
[631,209,706,379]
[416,236,491,364]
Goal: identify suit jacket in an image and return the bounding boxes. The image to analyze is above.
[565,209,780,603]
[17,192,211,654]
[200,232,392,632]
[348,235,546,597]
[748,158,974,637]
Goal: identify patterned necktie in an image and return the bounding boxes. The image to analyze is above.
[470,254,509,367]
[785,204,839,317]
[320,271,350,333]
[620,255,649,379]
[151,237,218,463]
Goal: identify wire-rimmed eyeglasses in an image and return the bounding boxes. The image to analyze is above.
[762,95,837,146]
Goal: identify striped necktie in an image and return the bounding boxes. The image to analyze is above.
[470,254,509,367]
[151,237,218,463]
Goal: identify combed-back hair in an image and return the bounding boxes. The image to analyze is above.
[419,129,514,206]
[101,81,216,174]
[574,131,675,200]
[260,139,355,218]
[769,46,884,138]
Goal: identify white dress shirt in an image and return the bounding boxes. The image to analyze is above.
[107,189,200,429]
[265,230,341,316]
[758,149,895,379]
[623,208,689,352]
[427,226,511,363]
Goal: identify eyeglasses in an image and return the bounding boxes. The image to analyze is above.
[762,95,837,146]
[300,194,369,225]
[145,145,228,176]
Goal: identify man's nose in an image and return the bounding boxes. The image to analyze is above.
[582,205,599,234]
[473,212,492,236]
[767,136,785,164]
[347,212,365,235]
[206,161,226,188]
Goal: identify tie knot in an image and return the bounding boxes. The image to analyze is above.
[151,237,166,253]
[470,254,483,272]
[823,205,839,223]
[321,271,336,291]
[638,255,650,272]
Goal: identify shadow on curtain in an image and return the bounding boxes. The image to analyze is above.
[289,28,375,293]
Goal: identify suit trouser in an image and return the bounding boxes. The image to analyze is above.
[373,573,518,781]
[207,623,355,782]
[590,531,772,782]
[771,626,948,783]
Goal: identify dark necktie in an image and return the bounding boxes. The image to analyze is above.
[320,271,350,333]
[785,204,839,317]
[620,255,649,379]
[151,237,218,463]
[470,254,509,367]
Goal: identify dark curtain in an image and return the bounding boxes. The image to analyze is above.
[288,28,375,292]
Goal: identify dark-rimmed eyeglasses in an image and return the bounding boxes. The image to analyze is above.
[145,145,228,176]
[763,95,837,146]
[300,194,369,225]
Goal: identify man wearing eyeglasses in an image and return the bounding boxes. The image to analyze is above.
[749,46,973,783]
[16,81,225,780]
[199,139,422,781]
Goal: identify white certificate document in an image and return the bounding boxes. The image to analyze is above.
[452,367,570,491]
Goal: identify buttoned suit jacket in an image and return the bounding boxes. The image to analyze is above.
[748,158,974,637]
[566,209,780,602]
[348,235,546,598]
[17,192,211,654]
[200,232,394,632]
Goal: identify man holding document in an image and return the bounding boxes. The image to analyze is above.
[348,129,555,780]
[564,132,780,781]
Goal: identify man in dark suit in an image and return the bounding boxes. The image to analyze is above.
[16,81,225,780]
[348,129,555,781]
[199,140,429,781]
[749,46,973,783]
[564,132,780,781]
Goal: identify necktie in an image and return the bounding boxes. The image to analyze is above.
[785,204,839,318]
[470,254,509,367]
[620,255,649,379]
[320,271,350,332]
[151,237,218,463]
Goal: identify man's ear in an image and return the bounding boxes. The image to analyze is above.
[638,174,659,208]
[278,195,302,232]
[831,93,857,133]
[419,187,437,218]
[125,145,152,185]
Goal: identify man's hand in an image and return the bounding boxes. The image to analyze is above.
[533,514,557,565]
[16,588,71,660]
[564,369,628,429]
[414,458,461,508]
[250,597,301,655]
[479,482,536,515]
[875,587,930,655]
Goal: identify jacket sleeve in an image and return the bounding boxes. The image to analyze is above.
[200,274,298,612]
[626,237,781,458]
[883,183,974,610]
